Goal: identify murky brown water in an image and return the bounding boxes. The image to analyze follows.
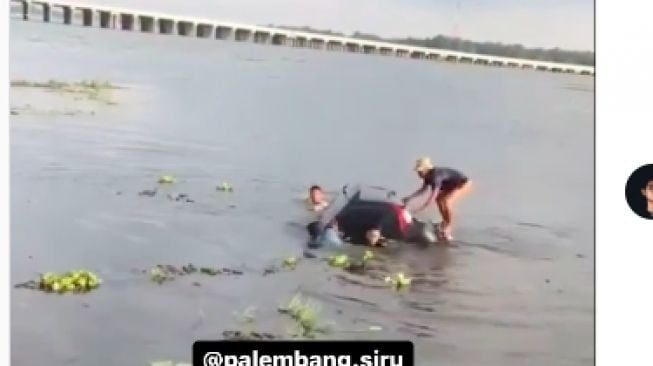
[10,18,593,366]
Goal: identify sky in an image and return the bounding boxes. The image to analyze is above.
[73,0,594,51]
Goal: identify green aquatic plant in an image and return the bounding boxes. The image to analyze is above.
[199,267,220,276]
[234,306,257,324]
[282,256,298,270]
[11,80,65,89]
[222,330,278,340]
[10,79,120,104]
[79,80,117,90]
[148,264,235,284]
[328,254,349,268]
[362,249,374,264]
[30,270,102,294]
[278,294,330,338]
[10,79,118,90]
[385,272,412,290]
[149,267,174,284]
[225,306,282,341]
[326,251,376,273]
[158,175,176,184]
[216,182,234,192]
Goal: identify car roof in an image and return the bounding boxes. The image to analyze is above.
[317,184,399,230]
[345,184,398,203]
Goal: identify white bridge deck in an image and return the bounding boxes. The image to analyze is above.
[10,0,595,76]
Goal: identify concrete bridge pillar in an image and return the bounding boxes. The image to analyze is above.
[410,51,425,59]
[379,48,393,56]
[444,54,458,62]
[119,13,134,30]
[363,45,376,54]
[40,3,51,22]
[139,16,155,32]
[81,8,92,26]
[98,11,111,28]
[177,21,194,36]
[253,31,271,44]
[216,26,233,40]
[20,1,28,20]
[396,49,409,58]
[234,29,252,41]
[271,34,287,45]
[62,6,72,24]
[196,24,214,38]
[326,42,342,51]
[309,39,324,49]
[427,53,440,61]
[345,43,360,53]
[294,37,307,47]
[158,19,174,34]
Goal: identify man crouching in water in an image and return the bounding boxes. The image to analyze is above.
[402,157,472,241]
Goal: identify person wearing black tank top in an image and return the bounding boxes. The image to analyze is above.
[402,157,472,241]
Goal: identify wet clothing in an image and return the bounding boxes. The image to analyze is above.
[421,167,468,193]
[307,226,344,249]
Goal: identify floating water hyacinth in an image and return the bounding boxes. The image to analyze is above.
[158,175,176,184]
[234,306,257,324]
[149,267,174,284]
[385,272,412,290]
[222,330,278,340]
[199,267,220,276]
[216,182,234,192]
[15,270,102,294]
[328,254,349,268]
[362,250,374,264]
[282,256,298,270]
[278,294,328,338]
[148,264,242,284]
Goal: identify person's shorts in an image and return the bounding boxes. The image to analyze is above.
[438,177,469,196]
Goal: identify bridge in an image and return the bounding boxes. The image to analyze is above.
[10,0,595,76]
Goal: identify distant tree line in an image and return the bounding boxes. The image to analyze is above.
[270,25,594,66]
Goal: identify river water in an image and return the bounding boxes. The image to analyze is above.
[10,18,594,366]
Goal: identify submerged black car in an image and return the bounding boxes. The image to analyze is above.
[309,184,436,244]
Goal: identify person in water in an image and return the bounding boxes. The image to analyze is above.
[306,220,343,248]
[365,228,388,247]
[402,157,472,241]
[307,185,329,212]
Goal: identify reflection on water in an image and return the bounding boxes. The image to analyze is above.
[10,19,593,366]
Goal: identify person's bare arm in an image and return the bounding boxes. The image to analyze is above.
[413,171,443,212]
[415,187,439,212]
[402,183,429,206]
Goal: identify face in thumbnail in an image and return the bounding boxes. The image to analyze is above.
[642,179,653,216]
